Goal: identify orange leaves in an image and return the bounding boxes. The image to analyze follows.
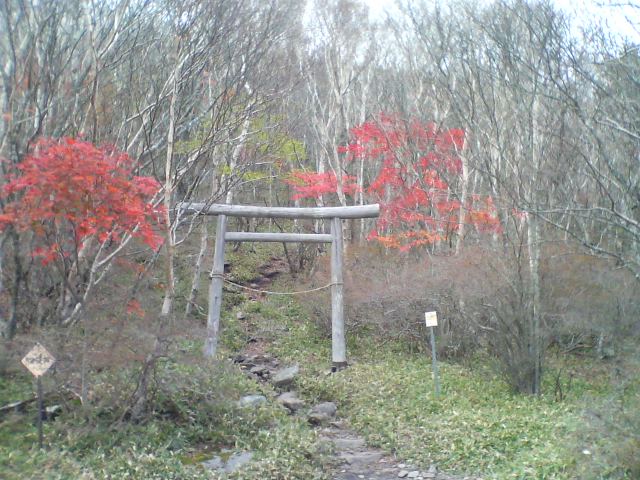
[370,229,442,252]
[0,213,13,226]
[126,299,145,317]
[31,244,64,266]
[341,114,468,250]
[280,112,501,252]
[284,170,360,200]
[0,137,163,264]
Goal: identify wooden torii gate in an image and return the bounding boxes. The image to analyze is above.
[181,203,380,369]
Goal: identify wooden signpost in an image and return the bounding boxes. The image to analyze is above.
[21,343,55,449]
[180,202,380,369]
[425,311,441,397]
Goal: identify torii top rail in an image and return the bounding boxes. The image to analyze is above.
[180,202,380,368]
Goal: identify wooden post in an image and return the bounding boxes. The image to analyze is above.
[425,312,441,397]
[36,377,44,449]
[21,343,55,448]
[224,232,333,243]
[204,214,227,358]
[430,327,441,397]
[331,217,346,369]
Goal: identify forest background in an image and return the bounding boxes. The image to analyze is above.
[0,0,638,478]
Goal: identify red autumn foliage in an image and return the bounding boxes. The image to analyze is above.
[288,113,500,251]
[0,137,163,264]
[344,114,500,250]
[284,170,360,200]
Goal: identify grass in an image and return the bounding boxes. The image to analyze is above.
[261,292,638,479]
[297,354,580,478]
[0,354,329,479]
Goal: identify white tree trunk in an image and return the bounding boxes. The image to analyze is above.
[184,222,209,319]
[527,213,542,395]
[455,141,469,255]
[161,64,179,318]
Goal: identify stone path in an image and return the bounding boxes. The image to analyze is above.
[230,258,482,480]
[234,352,481,480]
[238,255,289,300]
[319,421,477,480]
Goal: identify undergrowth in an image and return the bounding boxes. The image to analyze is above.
[0,243,328,480]
[0,353,328,479]
[2,248,636,479]
[262,292,638,479]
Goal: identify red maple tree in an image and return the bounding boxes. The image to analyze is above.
[0,137,163,264]
[289,113,500,251]
[0,137,163,323]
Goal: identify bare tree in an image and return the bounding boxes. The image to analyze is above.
[298,0,377,241]
[397,0,587,393]
[537,30,640,282]
[0,0,299,335]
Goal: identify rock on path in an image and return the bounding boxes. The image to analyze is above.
[232,353,482,479]
[276,391,305,412]
[271,364,299,387]
[308,401,338,425]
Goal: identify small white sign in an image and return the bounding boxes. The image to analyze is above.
[425,311,438,327]
[21,343,55,377]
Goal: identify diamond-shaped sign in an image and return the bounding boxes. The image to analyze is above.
[21,343,55,377]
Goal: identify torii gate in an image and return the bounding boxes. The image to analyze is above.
[181,203,380,369]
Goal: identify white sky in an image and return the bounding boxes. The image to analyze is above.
[363,0,639,43]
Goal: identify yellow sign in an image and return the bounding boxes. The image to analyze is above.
[425,311,438,327]
[21,343,55,377]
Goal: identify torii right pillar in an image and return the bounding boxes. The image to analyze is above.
[331,217,346,370]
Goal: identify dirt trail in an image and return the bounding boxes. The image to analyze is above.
[232,257,480,480]
[237,255,289,300]
[320,422,444,480]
